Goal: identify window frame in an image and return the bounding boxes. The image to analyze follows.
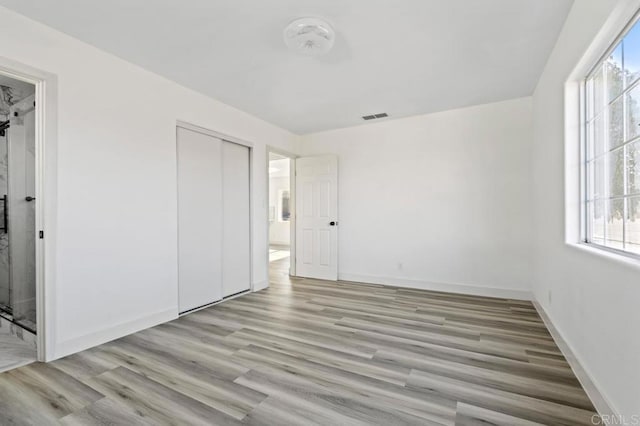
[582,9,640,260]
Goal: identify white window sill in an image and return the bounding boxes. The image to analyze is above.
[567,241,640,271]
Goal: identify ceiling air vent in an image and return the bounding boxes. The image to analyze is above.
[362,113,389,121]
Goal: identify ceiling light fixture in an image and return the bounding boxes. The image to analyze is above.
[284,17,335,56]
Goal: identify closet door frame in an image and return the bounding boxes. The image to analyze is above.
[176,121,254,307]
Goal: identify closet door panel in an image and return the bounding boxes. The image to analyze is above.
[222,142,251,297]
[177,127,223,313]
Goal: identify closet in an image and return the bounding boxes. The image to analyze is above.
[176,125,251,314]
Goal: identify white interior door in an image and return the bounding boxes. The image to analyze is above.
[295,155,338,280]
[177,127,223,313]
[222,141,251,297]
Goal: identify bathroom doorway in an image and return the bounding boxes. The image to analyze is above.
[0,74,37,371]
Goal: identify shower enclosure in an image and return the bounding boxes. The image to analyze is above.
[0,84,37,334]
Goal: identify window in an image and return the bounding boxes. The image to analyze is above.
[279,189,290,222]
[584,15,640,256]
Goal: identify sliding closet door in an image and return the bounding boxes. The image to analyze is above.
[177,127,223,313]
[222,141,251,297]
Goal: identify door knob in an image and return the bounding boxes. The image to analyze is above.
[25,196,35,202]
[329,221,337,226]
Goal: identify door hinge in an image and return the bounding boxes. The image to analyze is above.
[39,230,44,239]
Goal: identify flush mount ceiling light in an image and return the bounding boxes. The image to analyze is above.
[284,17,335,56]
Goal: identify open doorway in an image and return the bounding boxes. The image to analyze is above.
[0,73,37,371]
[268,150,295,278]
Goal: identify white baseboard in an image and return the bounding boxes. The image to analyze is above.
[338,272,531,300]
[52,308,177,361]
[253,279,269,292]
[532,300,617,421]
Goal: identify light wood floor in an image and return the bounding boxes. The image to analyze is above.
[0,257,597,425]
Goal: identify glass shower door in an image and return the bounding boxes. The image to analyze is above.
[7,94,36,332]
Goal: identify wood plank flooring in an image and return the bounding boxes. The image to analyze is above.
[0,257,597,425]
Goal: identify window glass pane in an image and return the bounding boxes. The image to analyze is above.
[592,65,606,117]
[280,190,290,221]
[606,43,624,100]
[589,199,605,245]
[624,21,640,86]
[626,84,640,141]
[589,114,605,158]
[608,149,625,197]
[590,157,605,200]
[586,78,596,121]
[626,196,640,254]
[605,198,625,249]
[608,97,624,149]
[594,158,603,200]
[628,141,640,196]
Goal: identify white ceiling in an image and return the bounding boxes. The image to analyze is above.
[0,0,573,134]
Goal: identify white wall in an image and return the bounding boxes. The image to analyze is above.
[532,0,640,417]
[299,97,533,299]
[0,7,298,360]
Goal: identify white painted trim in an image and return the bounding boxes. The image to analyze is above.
[54,308,176,360]
[568,241,640,272]
[338,273,531,301]
[532,300,618,421]
[176,120,254,148]
[0,56,58,362]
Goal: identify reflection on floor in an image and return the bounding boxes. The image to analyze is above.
[0,317,36,373]
[269,248,291,285]
[269,244,290,263]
